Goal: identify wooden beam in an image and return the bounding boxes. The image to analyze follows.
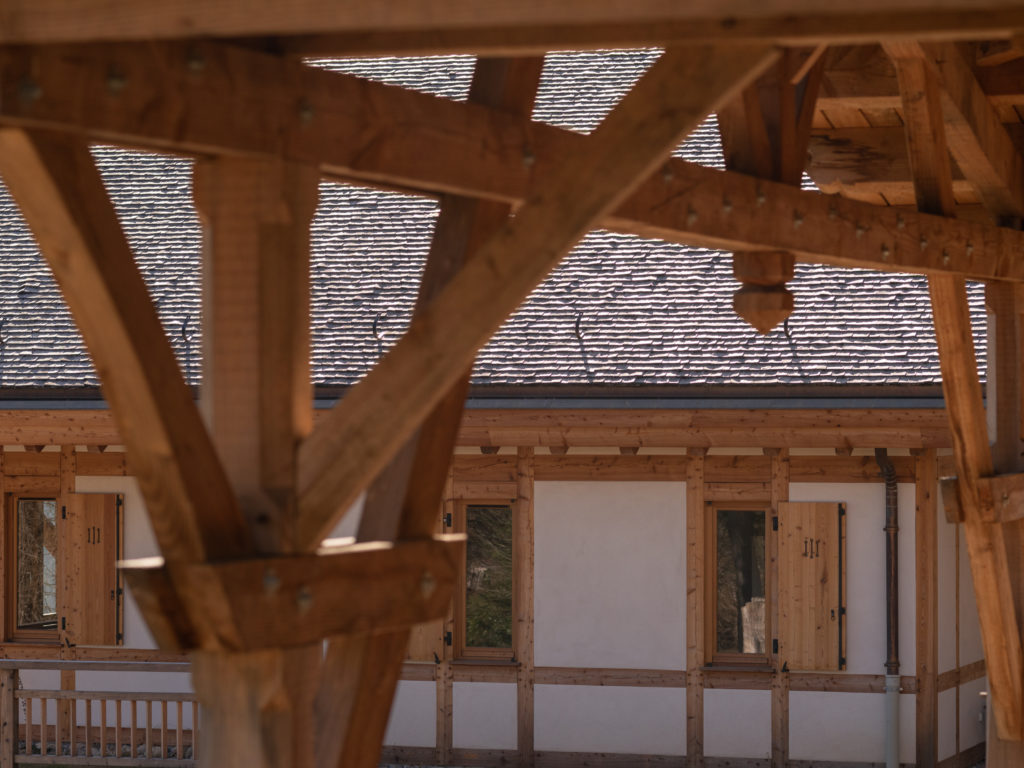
[515,447,536,767]
[890,45,1024,742]
[889,41,1024,217]
[8,43,1024,283]
[0,129,248,564]
[2,1,1024,47]
[916,449,939,768]
[685,449,706,767]
[123,537,463,652]
[294,44,781,550]
[193,157,319,553]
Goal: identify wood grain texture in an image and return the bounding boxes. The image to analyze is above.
[193,157,319,553]
[2,1,1024,47]
[892,46,1024,741]
[685,452,705,767]
[7,44,1024,284]
[916,449,939,768]
[295,44,780,549]
[0,130,247,565]
[515,446,535,766]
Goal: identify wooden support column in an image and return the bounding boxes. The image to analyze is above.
[0,669,15,768]
[515,447,536,767]
[191,156,321,768]
[718,48,824,333]
[915,448,939,768]
[888,43,1024,747]
[768,448,790,768]
[686,448,707,767]
[436,467,455,766]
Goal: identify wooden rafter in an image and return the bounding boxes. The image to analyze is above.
[294,43,781,551]
[1,0,1024,48]
[886,41,1024,217]
[888,44,1024,742]
[0,129,249,565]
[4,42,1024,283]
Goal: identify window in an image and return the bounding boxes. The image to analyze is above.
[707,501,846,671]
[10,498,59,639]
[709,504,770,665]
[455,501,514,660]
[5,492,124,645]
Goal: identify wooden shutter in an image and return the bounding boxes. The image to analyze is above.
[62,493,121,646]
[777,501,846,671]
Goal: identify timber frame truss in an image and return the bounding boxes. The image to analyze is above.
[0,3,1023,767]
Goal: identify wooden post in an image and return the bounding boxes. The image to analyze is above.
[769,448,790,768]
[915,448,939,768]
[0,669,14,768]
[686,448,707,766]
[515,447,536,767]
[191,156,320,768]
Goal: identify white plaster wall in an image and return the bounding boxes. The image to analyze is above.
[384,681,435,748]
[534,481,685,670]
[960,677,987,750]
[703,690,770,759]
[938,688,957,761]
[937,492,958,674]
[534,686,684,755]
[958,526,985,664]
[789,692,915,763]
[789,483,917,675]
[452,683,516,749]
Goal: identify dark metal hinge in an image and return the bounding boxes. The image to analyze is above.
[444,631,453,647]
[772,638,778,654]
[61,617,66,630]
[444,512,453,528]
[839,503,847,516]
[61,506,66,519]
[772,517,779,531]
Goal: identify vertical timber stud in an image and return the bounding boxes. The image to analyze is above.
[437,466,455,765]
[515,447,536,766]
[191,157,320,768]
[59,446,76,738]
[915,448,939,768]
[768,447,790,768]
[887,44,1024,747]
[718,48,824,334]
[686,448,707,767]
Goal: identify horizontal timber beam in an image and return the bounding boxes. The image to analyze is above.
[941,472,1024,523]
[122,536,463,652]
[5,43,1024,282]
[0,408,953,449]
[2,1,1024,47]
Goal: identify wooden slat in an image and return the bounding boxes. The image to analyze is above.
[891,46,1024,742]
[295,44,780,550]
[533,454,689,481]
[8,44,1024,286]
[2,1,1024,47]
[0,130,247,565]
[2,452,59,476]
[534,668,687,687]
[74,452,127,477]
[770,450,790,768]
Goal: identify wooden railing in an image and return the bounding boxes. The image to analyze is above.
[0,659,196,767]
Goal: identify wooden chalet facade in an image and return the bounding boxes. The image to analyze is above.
[0,4,1019,768]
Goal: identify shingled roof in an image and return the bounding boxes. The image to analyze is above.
[0,50,986,391]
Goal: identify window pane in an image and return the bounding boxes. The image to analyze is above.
[17,498,58,631]
[465,504,512,648]
[716,509,766,654]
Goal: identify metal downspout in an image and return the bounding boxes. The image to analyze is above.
[876,448,900,768]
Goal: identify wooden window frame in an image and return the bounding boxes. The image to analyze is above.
[453,498,516,662]
[705,501,772,668]
[5,493,60,644]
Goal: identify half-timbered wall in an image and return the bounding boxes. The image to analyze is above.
[0,416,984,768]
